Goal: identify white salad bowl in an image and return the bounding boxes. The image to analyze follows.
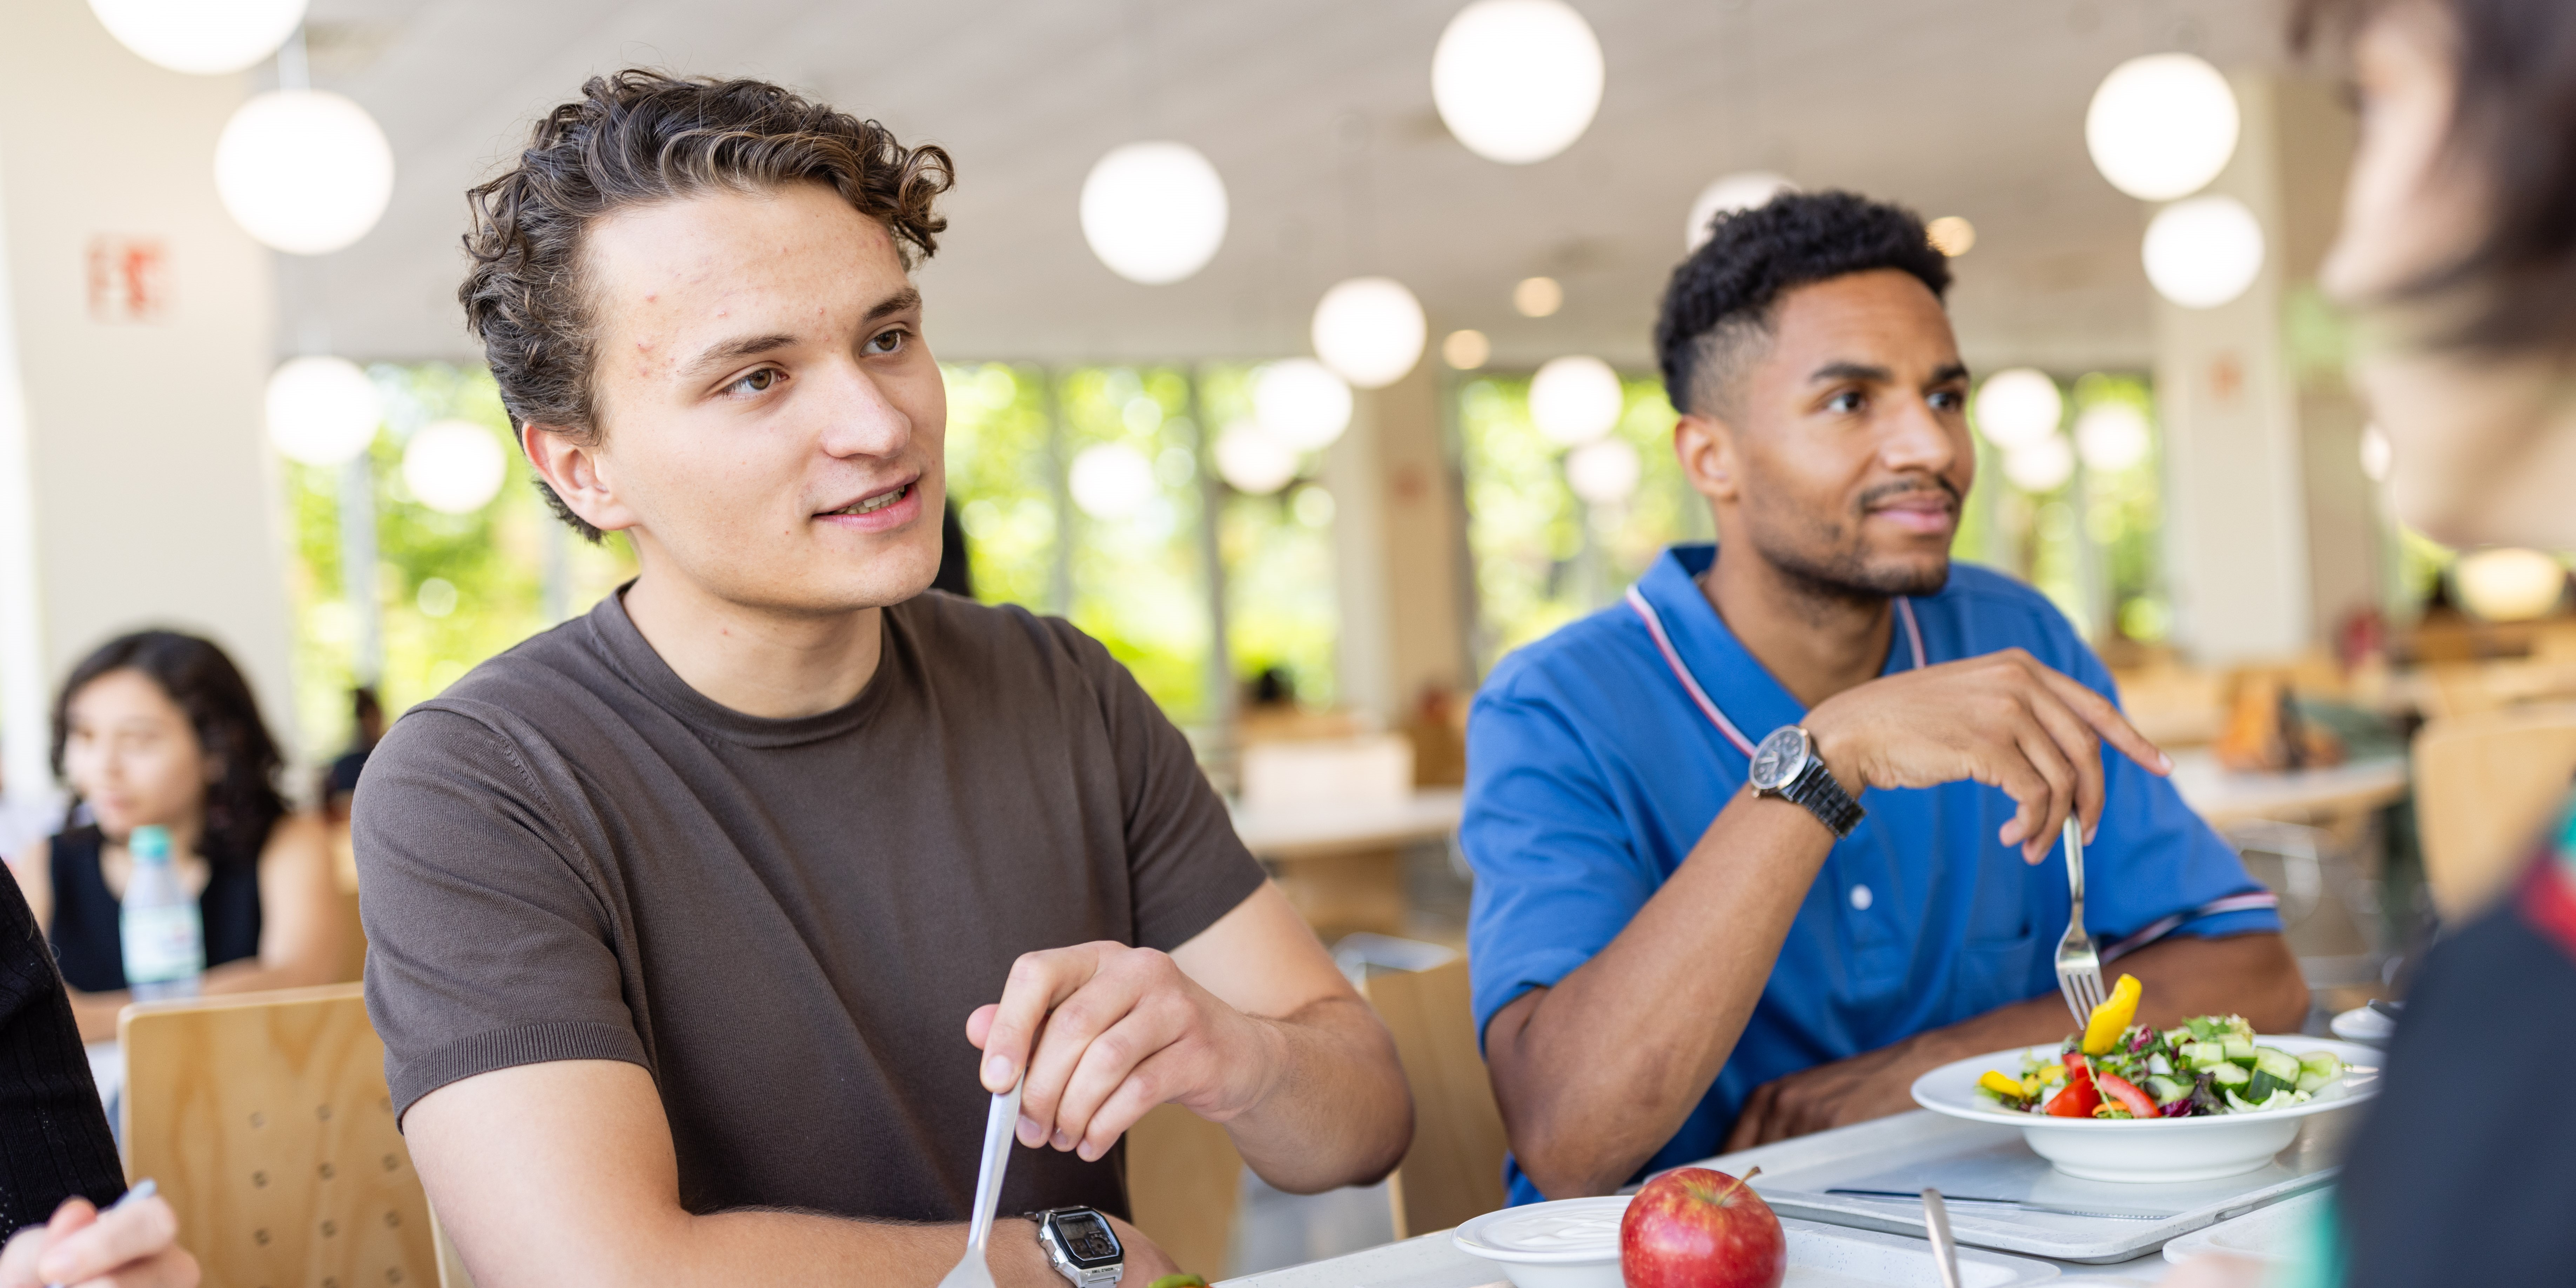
[1910,1036,2380,1183]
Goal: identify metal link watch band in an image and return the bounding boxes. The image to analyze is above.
[1779,754,1865,838]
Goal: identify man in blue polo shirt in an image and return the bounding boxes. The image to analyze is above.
[1463,192,2309,1205]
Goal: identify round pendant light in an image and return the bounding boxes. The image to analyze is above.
[1431,0,1605,165]
[2074,402,2152,472]
[2003,435,2076,494]
[1685,172,1794,251]
[264,356,380,466]
[1443,329,1492,370]
[1311,277,1427,389]
[2086,53,2241,201]
[1079,142,1228,285]
[1214,421,1300,496]
[2455,548,2568,622]
[402,420,507,514]
[1069,443,1159,519]
[87,0,306,75]
[2142,195,2265,309]
[215,89,395,255]
[1529,355,1624,447]
[1971,368,2063,450]
[1253,360,1354,451]
[1564,437,1641,505]
[2359,423,2393,482]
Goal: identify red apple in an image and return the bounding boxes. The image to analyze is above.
[1619,1166,1786,1288]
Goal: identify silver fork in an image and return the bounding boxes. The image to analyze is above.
[935,1074,1026,1288]
[2053,817,2107,1027]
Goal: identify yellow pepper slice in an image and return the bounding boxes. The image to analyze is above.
[1978,1070,2027,1100]
[2081,973,2144,1055]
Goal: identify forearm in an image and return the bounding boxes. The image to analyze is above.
[68,991,125,1044]
[468,1208,1070,1288]
[200,951,337,995]
[1898,932,2309,1062]
[1220,994,1412,1193]
[1488,792,1835,1198]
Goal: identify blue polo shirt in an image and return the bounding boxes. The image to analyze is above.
[1462,545,2278,1206]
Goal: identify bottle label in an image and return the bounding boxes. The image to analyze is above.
[122,904,205,985]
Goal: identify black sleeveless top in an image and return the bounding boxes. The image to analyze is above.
[47,824,263,993]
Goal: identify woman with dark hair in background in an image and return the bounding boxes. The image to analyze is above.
[3,631,340,1043]
[2167,0,2576,1283]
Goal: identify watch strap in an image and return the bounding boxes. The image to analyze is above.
[1779,754,1865,838]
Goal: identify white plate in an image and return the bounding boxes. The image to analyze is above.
[1910,1038,2379,1183]
[1452,1198,2059,1288]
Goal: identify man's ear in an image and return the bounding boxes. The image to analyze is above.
[1673,411,1745,507]
[520,422,638,535]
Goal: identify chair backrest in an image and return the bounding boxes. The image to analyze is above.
[1125,1102,1244,1277]
[1363,958,1508,1238]
[120,982,436,1288]
[2414,702,2576,919]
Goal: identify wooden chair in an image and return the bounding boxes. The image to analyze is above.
[1125,1102,1244,1277]
[1363,958,1508,1238]
[2413,702,2576,919]
[120,982,436,1288]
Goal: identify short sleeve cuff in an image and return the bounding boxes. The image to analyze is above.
[389,1020,649,1123]
[1471,945,1599,1048]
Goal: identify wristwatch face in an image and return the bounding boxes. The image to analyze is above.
[1049,1210,1121,1269]
[1749,726,1809,792]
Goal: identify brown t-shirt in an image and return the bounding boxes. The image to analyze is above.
[353,589,1266,1222]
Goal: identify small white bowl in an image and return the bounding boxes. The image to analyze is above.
[1452,1195,1630,1288]
[1911,1037,2379,1183]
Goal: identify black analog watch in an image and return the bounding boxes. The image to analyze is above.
[1747,725,1864,838]
[1032,1207,1124,1287]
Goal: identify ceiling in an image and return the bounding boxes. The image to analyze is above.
[286,0,2299,375]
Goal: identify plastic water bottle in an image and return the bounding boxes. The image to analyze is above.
[121,825,203,1001]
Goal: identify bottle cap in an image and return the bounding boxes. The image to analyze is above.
[129,825,173,864]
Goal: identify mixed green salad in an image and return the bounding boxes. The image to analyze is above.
[1973,974,2344,1119]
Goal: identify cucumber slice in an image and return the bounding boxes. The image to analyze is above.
[2222,1037,2256,1065]
[2209,1061,2250,1089]
[2253,1048,2303,1082]
[2295,1070,2334,1093]
[2247,1068,2288,1101]
[2145,1074,2190,1104]
[2181,1041,2225,1068]
[2299,1051,2343,1081]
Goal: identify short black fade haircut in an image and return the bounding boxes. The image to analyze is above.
[1655,190,1952,417]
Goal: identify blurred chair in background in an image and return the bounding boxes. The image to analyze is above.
[2412,703,2576,921]
[1362,958,1507,1239]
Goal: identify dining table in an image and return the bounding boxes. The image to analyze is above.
[1214,1106,2328,1287]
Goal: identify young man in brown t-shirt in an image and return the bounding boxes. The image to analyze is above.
[352,72,1411,1288]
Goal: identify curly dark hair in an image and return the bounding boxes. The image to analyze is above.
[50,631,286,870]
[2295,0,2576,358]
[1656,190,1952,418]
[458,70,956,540]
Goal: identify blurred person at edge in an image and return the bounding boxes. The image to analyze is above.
[355,72,1408,1288]
[4,631,341,1042]
[2164,1,2576,1287]
[0,842,199,1287]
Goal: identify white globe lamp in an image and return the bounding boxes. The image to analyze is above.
[265,356,380,466]
[2074,402,2152,472]
[1529,356,1624,447]
[1069,443,1158,520]
[1080,142,1228,285]
[1431,0,1605,165]
[2360,423,2393,482]
[1972,368,2064,450]
[1214,422,1300,496]
[1565,438,1641,506]
[215,90,395,255]
[2143,195,2266,309]
[2004,435,2077,494]
[1685,172,1794,250]
[2456,548,2568,622]
[1253,360,1354,451]
[87,0,306,75]
[1310,277,1427,389]
[403,420,507,514]
[2086,53,2241,201]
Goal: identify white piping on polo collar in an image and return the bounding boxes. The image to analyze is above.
[1623,582,1927,759]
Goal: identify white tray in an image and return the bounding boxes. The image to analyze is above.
[1702,1109,2349,1263]
[1221,1217,2060,1287]
[2160,1188,2332,1266]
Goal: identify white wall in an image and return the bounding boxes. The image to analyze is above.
[0,0,293,817]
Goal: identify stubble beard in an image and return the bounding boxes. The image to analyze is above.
[1745,501,1952,610]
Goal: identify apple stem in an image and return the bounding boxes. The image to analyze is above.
[1716,1166,1763,1205]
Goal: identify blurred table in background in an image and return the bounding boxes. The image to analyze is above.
[2166,750,2409,829]
[1232,788,1463,940]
